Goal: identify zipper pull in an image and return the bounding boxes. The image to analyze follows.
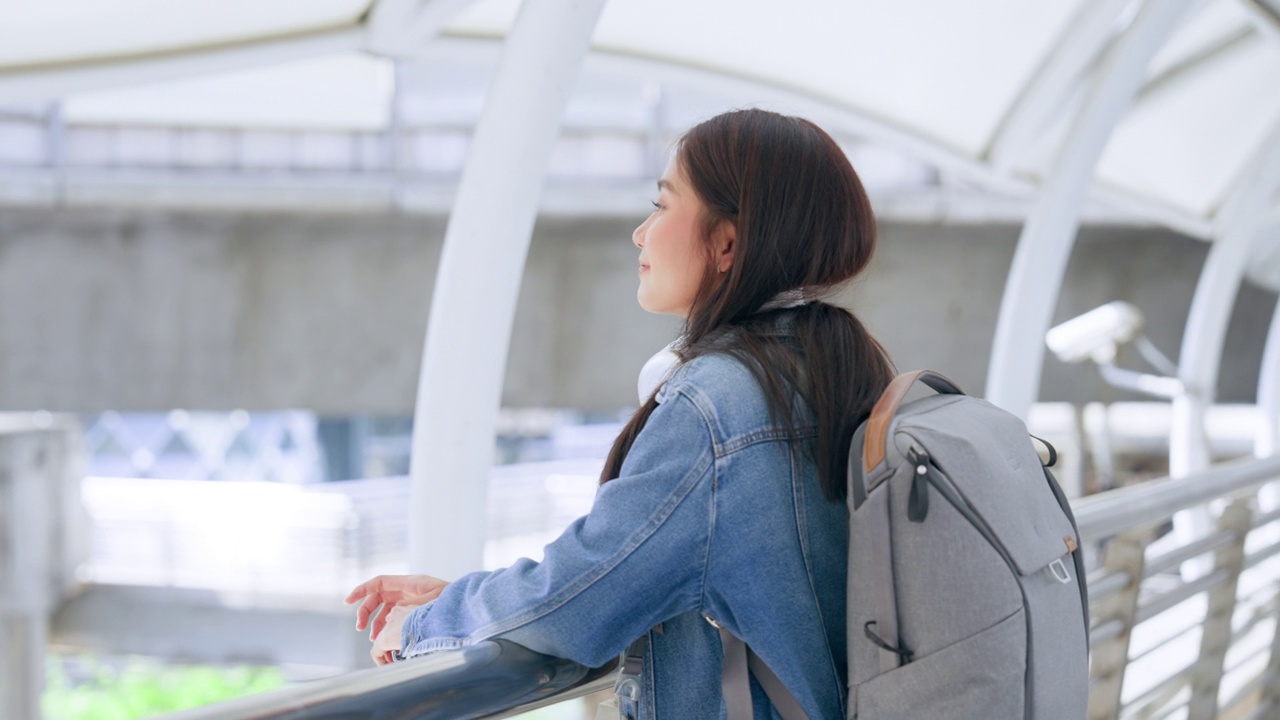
[906,447,930,523]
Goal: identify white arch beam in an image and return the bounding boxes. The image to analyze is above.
[1249,218,1280,459]
[407,0,606,579]
[0,26,362,105]
[985,0,1200,420]
[1258,293,1280,459]
[1172,121,1280,478]
[1256,268,1280,527]
[364,0,477,58]
[1135,24,1258,105]
[986,0,1136,173]
[1163,125,1280,569]
[1240,0,1280,44]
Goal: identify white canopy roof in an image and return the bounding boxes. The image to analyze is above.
[7,0,1280,581]
[0,0,371,69]
[2,0,1279,244]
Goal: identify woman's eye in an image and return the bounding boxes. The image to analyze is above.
[650,200,662,210]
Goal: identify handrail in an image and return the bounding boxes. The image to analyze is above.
[158,639,614,720]
[156,454,1280,720]
[1073,454,1280,541]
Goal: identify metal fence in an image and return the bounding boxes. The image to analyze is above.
[137,452,1280,719]
[1077,454,1280,719]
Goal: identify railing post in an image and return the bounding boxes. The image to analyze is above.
[1186,499,1252,720]
[1262,589,1280,717]
[1088,529,1148,719]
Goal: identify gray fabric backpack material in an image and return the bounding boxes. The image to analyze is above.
[845,370,1089,719]
[709,370,1089,719]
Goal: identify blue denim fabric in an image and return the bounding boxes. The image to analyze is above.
[401,350,849,719]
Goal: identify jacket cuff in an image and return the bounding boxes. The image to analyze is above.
[397,600,438,660]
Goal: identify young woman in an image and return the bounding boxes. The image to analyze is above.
[346,108,894,719]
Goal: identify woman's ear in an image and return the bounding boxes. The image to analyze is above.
[713,221,736,274]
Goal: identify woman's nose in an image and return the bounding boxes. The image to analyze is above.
[632,222,645,248]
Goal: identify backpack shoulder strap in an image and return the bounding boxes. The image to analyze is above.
[717,627,809,720]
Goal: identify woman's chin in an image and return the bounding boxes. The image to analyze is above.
[637,294,667,316]
[637,293,658,314]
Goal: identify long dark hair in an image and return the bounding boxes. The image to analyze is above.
[601,109,894,501]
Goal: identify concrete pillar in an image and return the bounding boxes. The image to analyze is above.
[0,419,84,719]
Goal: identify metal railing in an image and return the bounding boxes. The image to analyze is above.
[158,639,616,720]
[1078,454,1280,720]
[154,454,1280,720]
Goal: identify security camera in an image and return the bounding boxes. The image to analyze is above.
[1045,301,1144,365]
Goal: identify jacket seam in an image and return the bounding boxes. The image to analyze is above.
[716,427,816,456]
[698,450,718,615]
[674,384,817,458]
[790,446,846,717]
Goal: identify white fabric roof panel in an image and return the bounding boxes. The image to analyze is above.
[1096,32,1280,219]
[1144,0,1255,79]
[446,0,1086,157]
[438,0,1280,227]
[0,0,373,70]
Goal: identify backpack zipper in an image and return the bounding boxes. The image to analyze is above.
[906,446,931,523]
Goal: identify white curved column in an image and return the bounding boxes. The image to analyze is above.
[1174,126,1280,478]
[1259,293,1280,459]
[1256,291,1280,532]
[987,0,1136,173]
[1166,128,1280,568]
[408,0,606,579]
[364,0,478,58]
[985,0,1198,419]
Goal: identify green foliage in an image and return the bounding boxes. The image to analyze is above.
[43,654,286,720]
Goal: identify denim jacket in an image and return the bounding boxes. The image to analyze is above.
[400,344,849,719]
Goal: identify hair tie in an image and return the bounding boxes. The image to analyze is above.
[758,289,813,312]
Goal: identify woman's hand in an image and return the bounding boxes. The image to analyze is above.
[369,604,418,665]
[345,574,450,646]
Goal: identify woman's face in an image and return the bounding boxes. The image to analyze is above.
[633,158,726,317]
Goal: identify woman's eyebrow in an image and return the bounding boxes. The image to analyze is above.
[657,179,677,194]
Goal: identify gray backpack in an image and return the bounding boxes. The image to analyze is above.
[710,370,1090,719]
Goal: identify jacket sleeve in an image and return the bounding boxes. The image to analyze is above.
[400,388,717,667]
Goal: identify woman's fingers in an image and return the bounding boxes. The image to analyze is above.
[345,575,387,605]
[349,575,446,667]
[349,575,444,632]
[344,585,366,605]
[369,603,390,641]
[355,594,387,632]
[402,589,444,606]
[346,575,406,606]
[369,605,412,665]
